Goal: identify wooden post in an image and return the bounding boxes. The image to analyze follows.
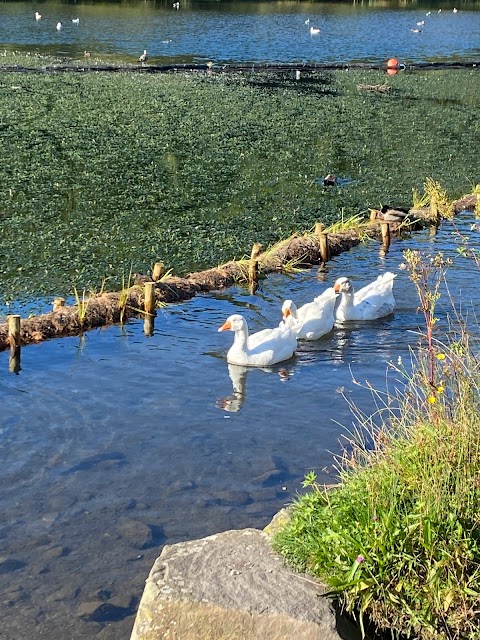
[248,243,262,293]
[315,222,329,263]
[53,297,66,312]
[8,314,21,374]
[380,222,391,252]
[370,209,378,222]
[152,262,164,282]
[144,282,156,316]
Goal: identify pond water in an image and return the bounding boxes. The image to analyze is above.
[0,0,479,64]
[0,214,479,639]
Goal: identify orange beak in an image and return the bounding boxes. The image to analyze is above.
[334,284,341,293]
[218,320,231,332]
[284,308,291,318]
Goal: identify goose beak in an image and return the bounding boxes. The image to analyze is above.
[334,284,341,293]
[284,308,291,318]
[218,320,231,332]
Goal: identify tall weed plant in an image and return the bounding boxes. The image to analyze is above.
[274,250,480,640]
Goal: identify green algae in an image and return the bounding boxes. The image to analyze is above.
[0,58,479,307]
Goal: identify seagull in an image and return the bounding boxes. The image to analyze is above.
[72,18,80,24]
[426,11,431,15]
[305,18,310,24]
[56,21,62,30]
[310,26,321,35]
[453,7,458,12]
[35,11,42,21]
[411,28,422,32]
[417,20,425,25]
[139,49,148,63]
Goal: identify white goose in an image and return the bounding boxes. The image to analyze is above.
[35,11,42,21]
[218,314,296,367]
[282,287,336,341]
[334,272,396,321]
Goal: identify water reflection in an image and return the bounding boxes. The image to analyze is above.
[216,362,294,412]
[0,1,479,63]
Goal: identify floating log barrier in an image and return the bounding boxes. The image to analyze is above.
[1,61,479,75]
[0,194,476,353]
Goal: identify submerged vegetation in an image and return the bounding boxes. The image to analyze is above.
[0,54,479,307]
[273,250,480,639]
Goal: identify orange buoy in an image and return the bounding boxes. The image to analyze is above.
[386,68,398,75]
[387,57,399,69]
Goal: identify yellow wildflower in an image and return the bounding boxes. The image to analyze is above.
[428,396,436,404]
[436,353,446,360]
[437,385,444,393]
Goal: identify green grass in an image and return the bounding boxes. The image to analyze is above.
[0,56,479,307]
[273,253,480,639]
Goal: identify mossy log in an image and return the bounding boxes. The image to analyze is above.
[0,197,475,352]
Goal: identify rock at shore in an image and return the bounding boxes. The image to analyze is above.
[130,525,352,640]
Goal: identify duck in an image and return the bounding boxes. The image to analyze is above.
[334,272,396,322]
[281,287,336,341]
[139,49,148,63]
[377,205,410,223]
[323,173,337,186]
[56,21,62,30]
[218,314,297,367]
[310,26,321,35]
[416,20,425,25]
[72,18,80,24]
[35,11,42,21]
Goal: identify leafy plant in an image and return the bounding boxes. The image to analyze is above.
[73,287,90,326]
[274,253,480,640]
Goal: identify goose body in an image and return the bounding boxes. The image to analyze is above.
[35,11,42,21]
[218,314,296,367]
[334,272,396,322]
[56,21,62,30]
[139,49,148,63]
[282,288,336,341]
[72,18,80,24]
[310,26,321,34]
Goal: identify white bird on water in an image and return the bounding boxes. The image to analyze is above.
[305,18,310,24]
[310,26,321,35]
[35,11,42,21]
[453,7,458,12]
[139,49,148,63]
[72,18,80,24]
[173,2,180,8]
[417,20,425,25]
[56,21,62,30]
